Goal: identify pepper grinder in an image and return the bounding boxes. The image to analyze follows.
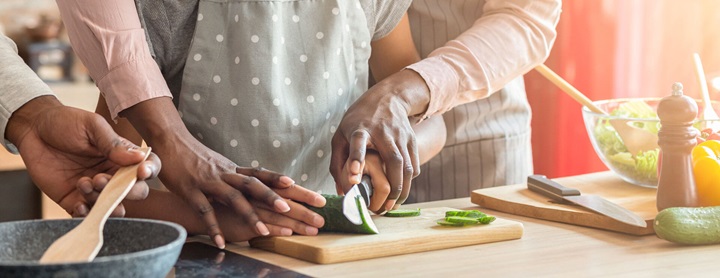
[656,82,700,211]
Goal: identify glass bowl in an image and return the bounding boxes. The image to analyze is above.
[582,98,720,187]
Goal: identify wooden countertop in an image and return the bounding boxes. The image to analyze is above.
[192,191,718,277]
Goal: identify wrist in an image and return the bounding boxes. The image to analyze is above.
[5,95,63,146]
[370,69,431,118]
[121,97,191,146]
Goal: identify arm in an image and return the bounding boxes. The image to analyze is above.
[332,13,446,212]
[55,0,172,120]
[1,33,159,216]
[407,0,562,119]
[123,187,325,242]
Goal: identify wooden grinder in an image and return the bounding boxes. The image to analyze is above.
[656,82,700,211]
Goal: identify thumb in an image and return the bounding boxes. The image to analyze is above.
[86,115,145,166]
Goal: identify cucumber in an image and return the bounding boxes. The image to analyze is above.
[384,208,421,217]
[304,194,379,234]
[437,209,496,227]
[654,206,720,245]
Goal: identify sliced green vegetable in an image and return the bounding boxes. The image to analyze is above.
[304,194,379,234]
[446,216,480,225]
[436,220,464,227]
[437,209,496,227]
[384,208,421,217]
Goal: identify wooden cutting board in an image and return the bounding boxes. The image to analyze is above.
[249,207,523,264]
[471,171,657,236]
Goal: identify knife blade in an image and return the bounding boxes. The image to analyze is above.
[343,175,373,225]
[527,175,647,228]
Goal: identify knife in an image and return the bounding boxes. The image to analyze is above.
[343,175,373,225]
[527,175,647,228]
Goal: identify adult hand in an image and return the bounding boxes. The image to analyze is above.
[331,70,430,210]
[122,97,326,249]
[4,96,161,217]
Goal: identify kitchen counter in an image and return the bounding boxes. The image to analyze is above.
[189,190,718,277]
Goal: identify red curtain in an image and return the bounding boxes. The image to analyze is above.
[526,0,720,178]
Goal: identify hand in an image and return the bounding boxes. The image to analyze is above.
[353,150,394,214]
[214,176,326,241]
[5,96,161,216]
[108,181,327,242]
[331,70,430,210]
[121,97,326,249]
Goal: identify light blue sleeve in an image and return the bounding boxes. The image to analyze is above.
[0,34,54,153]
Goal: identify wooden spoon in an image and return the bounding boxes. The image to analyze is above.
[39,147,151,264]
[534,64,658,155]
[692,53,720,130]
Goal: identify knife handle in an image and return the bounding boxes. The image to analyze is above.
[527,175,581,202]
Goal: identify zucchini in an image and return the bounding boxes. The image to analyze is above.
[384,208,421,217]
[654,206,720,245]
[304,194,379,234]
[437,209,496,227]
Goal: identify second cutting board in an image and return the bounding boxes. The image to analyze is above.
[471,171,657,235]
[249,207,523,264]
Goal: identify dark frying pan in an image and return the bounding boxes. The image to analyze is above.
[0,218,186,278]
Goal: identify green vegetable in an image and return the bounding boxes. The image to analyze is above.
[384,208,421,217]
[593,100,660,185]
[304,194,379,234]
[654,206,720,245]
[437,209,496,227]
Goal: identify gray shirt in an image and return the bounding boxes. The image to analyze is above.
[0,34,54,152]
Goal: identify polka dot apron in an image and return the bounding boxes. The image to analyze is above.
[178,0,371,193]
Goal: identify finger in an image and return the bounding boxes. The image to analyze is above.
[330,133,351,195]
[395,139,415,208]
[211,177,272,236]
[257,204,321,235]
[273,183,326,208]
[369,175,391,214]
[86,114,146,166]
[377,137,403,205]
[77,177,94,195]
[235,167,294,189]
[91,173,113,191]
[109,204,126,217]
[264,224,294,237]
[222,173,290,213]
[346,130,370,184]
[136,152,161,181]
[185,190,226,249]
[126,180,150,200]
[72,202,89,217]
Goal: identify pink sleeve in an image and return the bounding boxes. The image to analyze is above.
[407,0,562,118]
[57,0,171,120]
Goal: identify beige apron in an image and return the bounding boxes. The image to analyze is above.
[178,0,372,193]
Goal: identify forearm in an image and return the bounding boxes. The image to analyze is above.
[0,35,55,150]
[413,115,446,164]
[120,97,190,146]
[408,0,562,118]
[56,0,172,120]
[124,189,206,235]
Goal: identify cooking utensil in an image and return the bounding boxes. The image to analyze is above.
[40,147,151,263]
[535,64,658,155]
[0,218,185,277]
[692,53,720,130]
[527,175,647,228]
[343,175,374,224]
[354,175,373,206]
[249,207,523,264]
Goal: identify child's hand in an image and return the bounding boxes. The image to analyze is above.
[338,150,407,214]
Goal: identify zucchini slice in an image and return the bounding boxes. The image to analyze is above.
[384,208,421,217]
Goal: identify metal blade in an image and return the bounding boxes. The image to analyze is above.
[342,185,364,225]
[564,195,647,228]
[355,175,373,207]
